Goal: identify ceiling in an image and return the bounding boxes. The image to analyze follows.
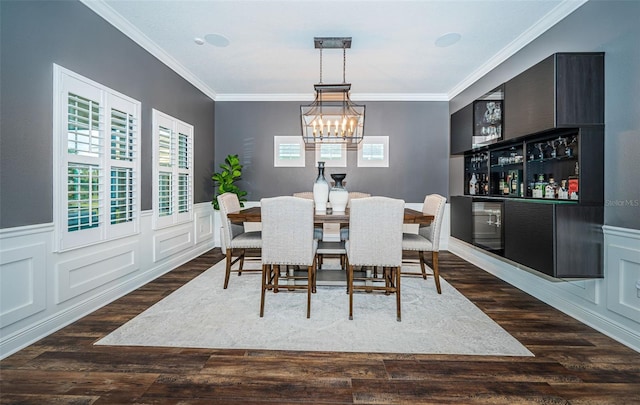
[82,0,587,101]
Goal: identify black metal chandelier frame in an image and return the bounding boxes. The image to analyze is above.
[300,37,365,147]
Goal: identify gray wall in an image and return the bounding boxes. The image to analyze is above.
[215,101,450,203]
[449,0,640,230]
[0,0,215,229]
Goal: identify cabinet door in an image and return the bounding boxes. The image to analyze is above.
[503,55,555,140]
[450,196,472,243]
[555,53,605,127]
[504,200,554,276]
[450,104,473,155]
[555,205,603,278]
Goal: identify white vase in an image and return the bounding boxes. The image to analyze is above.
[329,189,348,212]
[313,162,329,212]
[328,173,348,212]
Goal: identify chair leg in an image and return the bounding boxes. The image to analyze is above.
[418,251,427,279]
[274,265,279,293]
[432,251,441,294]
[396,266,402,322]
[224,249,233,289]
[238,249,245,276]
[312,256,317,294]
[260,264,268,317]
[307,265,312,319]
[348,264,354,320]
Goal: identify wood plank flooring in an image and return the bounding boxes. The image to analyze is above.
[1,249,639,404]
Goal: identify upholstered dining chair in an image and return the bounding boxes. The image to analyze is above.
[292,192,323,240]
[217,192,262,289]
[346,197,405,321]
[402,194,447,294]
[340,192,371,241]
[260,196,318,318]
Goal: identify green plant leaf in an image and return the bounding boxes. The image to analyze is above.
[211,153,248,210]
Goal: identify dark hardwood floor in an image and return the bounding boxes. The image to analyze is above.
[1,249,639,404]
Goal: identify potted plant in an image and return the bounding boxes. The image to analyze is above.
[212,154,247,210]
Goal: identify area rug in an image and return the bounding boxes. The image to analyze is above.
[96,260,533,356]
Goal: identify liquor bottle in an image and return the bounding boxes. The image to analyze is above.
[510,170,519,196]
[545,177,556,199]
[558,180,568,199]
[469,173,477,195]
[503,173,510,195]
[477,174,484,195]
[533,174,546,198]
[483,174,489,195]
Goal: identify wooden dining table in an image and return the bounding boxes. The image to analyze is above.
[226,206,434,225]
[226,205,434,287]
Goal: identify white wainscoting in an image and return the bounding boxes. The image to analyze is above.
[448,225,640,352]
[604,226,640,325]
[0,202,215,359]
[0,238,48,327]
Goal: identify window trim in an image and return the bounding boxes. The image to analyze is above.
[152,109,194,229]
[315,143,347,167]
[357,136,390,167]
[53,64,141,252]
[273,136,305,167]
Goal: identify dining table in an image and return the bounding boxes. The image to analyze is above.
[226,204,434,287]
[226,206,434,225]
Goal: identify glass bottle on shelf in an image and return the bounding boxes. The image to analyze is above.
[509,170,520,197]
[545,177,556,199]
[469,173,477,195]
[482,174,489,195]
[558,180,569,199]
[498,172,506,195]
[533,174,546,198]
[503,173,510,195]
[568,161,579,200]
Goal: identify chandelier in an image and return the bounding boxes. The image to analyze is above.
[300,37,365,146]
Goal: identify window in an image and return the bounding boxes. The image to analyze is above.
[53,65,140,251]
[273,136,305,167]
[315,143,347,167]
[358,136,389,167]
[152,110,194,228]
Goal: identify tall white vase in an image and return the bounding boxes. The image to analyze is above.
[313,161,329,212]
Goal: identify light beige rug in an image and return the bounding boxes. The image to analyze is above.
[96,260,533,356]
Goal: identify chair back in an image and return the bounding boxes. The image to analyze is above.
[419,194,447,251]
[293,191,314,200]
[346,192,371,208]
[347,197,404,267]
[217,192,245,250]
[261,196,316,266]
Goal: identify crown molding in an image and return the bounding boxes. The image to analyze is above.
[79,0,218,101]
[352,93,449,102]
[215,93,449,102]
[215,94,313,102]
[448,0,588,99]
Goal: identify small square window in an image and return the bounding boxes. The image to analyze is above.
[274,136,305,167]
[315,143,346,167]
[358,136,389,167]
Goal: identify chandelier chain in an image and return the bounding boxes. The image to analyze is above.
[343,45,346,84]
[319,42,323,84]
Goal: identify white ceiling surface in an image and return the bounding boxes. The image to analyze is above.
[84,0,587,101]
